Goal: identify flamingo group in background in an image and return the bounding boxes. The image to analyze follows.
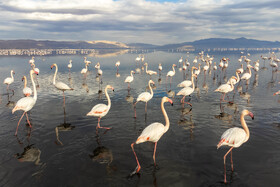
[87,85,114,130]
[217,109,254,183]
[51,63,74,105]
[131,96,173,175]
[12,69,38,136]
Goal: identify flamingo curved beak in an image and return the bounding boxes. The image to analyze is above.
[51,65,54,69]
[249,112,254,120]
[168,98,173,106]
[21,77,24,81]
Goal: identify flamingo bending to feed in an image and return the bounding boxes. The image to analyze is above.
[131,96,173,174]
[86,85,114,130]
[166,64,176,84]
[217,109,254,183]
[215,77,236,102]
[124,70,135,89]
[134,80,154,118]
[144,63,157,78]
[22,76,32,97]
[3,70,15,91]
[227,71,240,86]
[51,63,74,105]
[177,66,197,88]
[236,64,244,74]
[177,74,197,107]
[12,70,38,136]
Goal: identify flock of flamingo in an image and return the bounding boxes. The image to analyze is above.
[2,51,280,184]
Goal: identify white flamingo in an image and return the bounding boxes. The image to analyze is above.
[87,85,114,130]
[177,74,197,107]
[236,64,244,74]
[68,60,72,71]
[144,62,157,78]
[177,66,197,88]
[115,61,120,73]
[134,80,154,118]
[3,70,15,91]
[166,64,177,83]
[241,65,253,83]
[131,96,173,174]
[158,63,162,75]
[84,57,91,65]
[124,70,135,89]
[51,63,74,105]
[194,63,201,77]
[81,64,88,75]
[215,77,236,102]
[22,76,32,97]
[217,109,254,183]
[12,69,38,136]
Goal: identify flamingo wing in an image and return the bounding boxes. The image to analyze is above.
[13,97,36,113]
[136,122,165,144]
[4,77,13,84]
[87,104,109,117]
[55,82,72,90]
[23,87,32,96]
[177,87,194,96]
[124,76,133,83]
[217,127,247,148]
[167,71,174,77]
[241,73,250,80]
[136,92,152,102]
[177,80,192,87]
[215,84,231,93]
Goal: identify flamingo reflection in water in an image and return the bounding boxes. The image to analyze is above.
[131,97,173,175]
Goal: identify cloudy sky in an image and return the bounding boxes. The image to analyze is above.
[0,0,279,44]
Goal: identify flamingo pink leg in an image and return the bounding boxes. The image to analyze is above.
[15,112,26,136]
[231,150,234,171]
[63,91,65,106]
[131,143,141,173]
[223,147,234,183]
[153,142,157,166]
[25,113,32,128]
[96,117,111,130]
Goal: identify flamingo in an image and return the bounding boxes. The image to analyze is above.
[203,60,210,74]
[3,70,15,91]
[115,61,120,73]
[12,69,38,136]
[193,57,198,64]
[81,64,88,75]
[273,90,280,95]
[213,62,217,70]
[215,76,236,102]
[51,63,74,105]
[30,62,40,74]
[84,57,91,65]
[68,60,72,72]
[166,64,176,84]
[131,96,173,174]
[182,62,187,71]
[241,65,253,83]
[219,60,224,69]
[217,109,254,183]
[177,66,197,88]
[227,71,240,86]
[124,70,135,90]
[236,64,244,74]
[22,76,32,97]
[144,62,157,78]
[158,63,162,75]
[29,56,35,64]
[134,80,154,118]
[194,63,201,77]
[86,85,114,130]
[177,74,197,107]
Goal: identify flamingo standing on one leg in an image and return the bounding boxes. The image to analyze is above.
[12,70,38,136]
[134,80,154,118]
[131,96,173,174]
[51,63,74,106]
[3,70,15,92]
[22,76,32,97]
[86,85,114,130]
[217,109,254,184]
[124,70,135,90]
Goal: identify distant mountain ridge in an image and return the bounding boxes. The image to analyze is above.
[0,37,279,50]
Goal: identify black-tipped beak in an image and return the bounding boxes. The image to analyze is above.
[113,89,115,92]
[252,116,254,120]
[171,103,173,106]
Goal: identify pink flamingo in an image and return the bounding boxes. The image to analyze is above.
[217,109,254,183]
[131,96,173,174]
[86,85,114,130]
[51,63,74,105]
[12,70,38,136]
[3,70,15,91]
[134,80,154,118]
[22,76,32,97]
[177,74,197,107]
[214,76,237,102]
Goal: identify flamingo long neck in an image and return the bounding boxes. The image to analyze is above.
[240,113,250,142]
[23,76,27,88]
[235,72,240,82]
[162,100,170,133]
[145,64,148,73]
[149,81,153,97]
[191,75,195,90]
[30,70,37,101]
[230,78,234,89]
[130,71,134,78]
[53,65,58,85]
[248,66,252,76]
[10,70,14,81]
[105,87,111,108]
[172,65,175,73]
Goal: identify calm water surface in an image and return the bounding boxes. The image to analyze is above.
[0,51,279,187]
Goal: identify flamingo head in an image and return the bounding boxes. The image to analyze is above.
[149,80,155,85]
[106,85,114,92]
[21,76,25,81]
[231,76,238,81]
[243,110,254,120]
[51,64,55,69]
[172,64,177,67]
[163,96,173,106]
[273,91,280,96]
[12,70,15,74]
[132,70,135,74]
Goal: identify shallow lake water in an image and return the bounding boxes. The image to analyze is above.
[0,50,279,186]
